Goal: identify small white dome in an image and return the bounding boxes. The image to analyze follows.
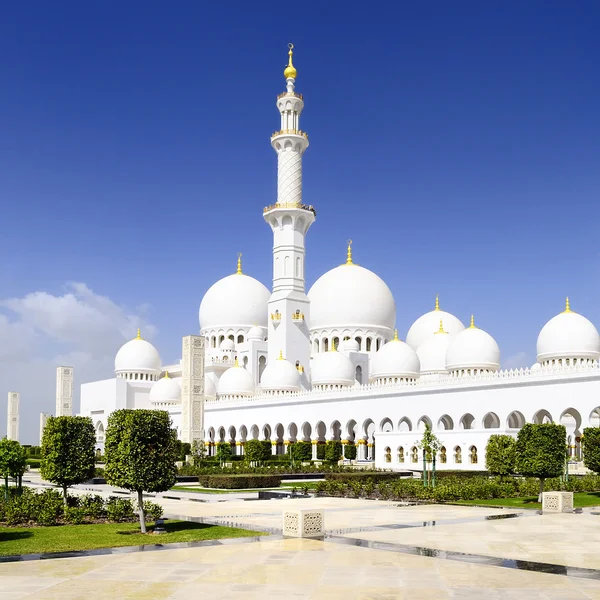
[311,349,355,386]
[217,363,255,397]
[260,354,301,392]
[371,334,420,379]
[536,300,600,364]
[406,298,465,350]
[530,362,541,372]
[114,330,161,374]
[247,325,266,341]
[149,374,181,404]
[220,338,235,350]
[308,249,395,332]
[342,338,360,352]
[417,324,452,374]
[446,318,500,372]
[205,376,217,397]
[199,263,270,331]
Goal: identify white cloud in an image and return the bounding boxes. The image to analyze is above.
[0,283,157,444]
[502,351,530,370]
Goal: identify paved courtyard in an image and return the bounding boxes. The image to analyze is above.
[3,491,600,599]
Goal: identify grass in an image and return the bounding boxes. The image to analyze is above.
[0,520,264,557]
[457,491,600,510]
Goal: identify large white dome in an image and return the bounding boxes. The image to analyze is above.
[406,297,465,350]
[199,264,270,331]
[416,321,452,374]
[371,334,420,379]
[217,362,255,397]
[149,374,181,404]
[446,317,500,372]
[260,353,301,392]
[114,330,161,374]
[308,252,395,332]
[205,375,217,397]
[311,349,355,386]
[537,299,600,364]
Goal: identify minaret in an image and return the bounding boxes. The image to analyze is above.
[7,392,19,441]
[56,366,74,417]
[264,43,314,374]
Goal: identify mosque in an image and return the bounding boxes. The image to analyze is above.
[77,45,600,471]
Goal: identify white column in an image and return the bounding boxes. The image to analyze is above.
[311,440,318,460]
[181,335,205,444]
[39,413,50,445]
[7,392,19,441]
[55,366,74,417]
[357,440,366,461]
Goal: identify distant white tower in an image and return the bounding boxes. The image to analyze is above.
[56,366,74,417]
[7,392,19,441]
[40,412,50,445]
[180,335,205,444]
[264,44,315,375]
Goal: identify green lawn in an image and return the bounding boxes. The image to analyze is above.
[458,491,600,510]
[0,520,264,557]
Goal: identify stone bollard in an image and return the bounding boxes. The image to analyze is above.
[542,491,574,513]
[282,509,325,538]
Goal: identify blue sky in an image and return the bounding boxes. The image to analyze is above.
[1,2,599,442]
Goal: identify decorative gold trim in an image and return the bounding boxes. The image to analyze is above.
[236,252,243,275]
[284,42,297,79]
[135,328,142,340]
[469,314,476,329]
[345,239,353,265]
[563,297,572,313]
[434,320,448,335]
[271,129,308,140]
[435,294,440,311]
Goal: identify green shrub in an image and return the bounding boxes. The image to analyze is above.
[80,494,105,519]
[325,472,401,484]
[197,474,281,489]
[64,506,86,524]
[325,441,343,462]
[486,435,516,476]
[316,444,326,460]
[143,500,164,522]
[105,497,135,522]
[35,489,64,526]
[583,428,600,474]
[290,441,312,462]
[344,443,357,460]
[26,459,41,469]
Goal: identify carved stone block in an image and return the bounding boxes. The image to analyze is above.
[542,491,574,513]
[282,509,324,538]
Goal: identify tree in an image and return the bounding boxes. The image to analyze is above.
[40,416,96,504]
[215,442,232,466]
[582,427,600,473]
[485,434,516,477]
[190,440,206,467]
[104,409,178,533]
[0,439,28,499]
[417,424,442,487]
[515,423,566,501]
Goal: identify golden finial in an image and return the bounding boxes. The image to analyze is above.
[393,329,399,342]
[284,43,297,79]
[236,252,243,275]
[164,370,170,378]
[135,328,142,340]
[435,295,440,311]
[563,297,571,313]
[234,357,239,367]
[469,314,476,329]
[435,320,448,335]
[330,339,337,352]
[346,239,353,265]
[278,350,284,360]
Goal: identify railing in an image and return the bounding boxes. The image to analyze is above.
[263,201,316,214]
[271,129,308,140]
[277,91,304,100]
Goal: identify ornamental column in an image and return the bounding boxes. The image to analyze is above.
[56,366,74,417]
[264,44,314,376]
[7,392,19,441]
[311,439,318,461]
[181,335,205,443]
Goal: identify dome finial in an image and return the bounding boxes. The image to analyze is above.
[278,349,284,360]
[469,314,476,329]
[435,319,447,334]
[164,370,170,378]
[435,294,440,311]
[236,252,243,275]
[346,239,353,265]
[563,297,571,313]
[330,339,337,352]
[234,357,239,367]
[393,328,399,341]
[284,43,297,80]
[136,328,142,340]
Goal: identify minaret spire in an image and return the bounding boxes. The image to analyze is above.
[236,252,243,275]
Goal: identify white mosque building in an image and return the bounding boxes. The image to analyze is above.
[78,45,600,471]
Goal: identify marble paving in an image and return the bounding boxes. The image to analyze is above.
[3,493,600,598]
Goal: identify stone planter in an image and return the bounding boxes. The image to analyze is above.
[542,491,574,513]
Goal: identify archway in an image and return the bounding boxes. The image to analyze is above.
[380,417,393,432]
[506,411,525,429]
[437,415,454,431]
[250,424,259,440]
[560,408,582,459]
[314,421,327,442]
[95,422,105,443]
[590,407,600,427]
[301,421,312,442]
[482,412,500,429]
[239,425,248,442]
[459,413,475,430]
[330,420,342,441]
[218,427,226,442]
[345,419,357,442]
[398,417,412,432]
[532,409,553,424]
[287,422,298,443]
[262,424,272,441]
[417,416,432,432]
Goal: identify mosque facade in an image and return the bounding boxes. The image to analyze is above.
[77,46,600,471]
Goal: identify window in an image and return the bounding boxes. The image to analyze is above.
[440,447,447,464]
[470,446,478,464]
[366,337,372,352]
[237,335,244,344]
[411,446,418,463]
[385,447,391,463]
[454,446,462,464]
[398,447,404,463]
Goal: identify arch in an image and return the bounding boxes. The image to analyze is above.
[239,425,248,442]
[274,423,284,442]
[384,447,391,463]
[590,407,600,427]
[95,422,105,443]
[459,413,475,430]
[345,419,357,442]
[411,446,418,463]
[237,334,244,344]
[314,339,320,353]
[330,420,342,441]
[507,411,526,429]
[228,425,236,442]
[366,337,372,352]
[440,446,447,464]
[417,416,432,432]
[355,336,362,350]
[397,447,405,463]
[454,446,462,464]
[362,418,375,441]
[243,355,249,367]
[482,412,500,429]
[469,445,478,464]
[323,338,329,352]
[287,422,298,442]
[355,365,363,384]
[262,424,272,441]
[258,356,267,381]
[532,409,553,424]
[561,408,582,459]
[301,421,312,442]
[208,427,215,442]
[332,336,340,350]
[379,417,393,432]
[437,415,454,430]
[314,421,327,442]
[218,427,226,442]
[398,417,412,432]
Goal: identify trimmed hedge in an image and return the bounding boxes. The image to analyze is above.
[325,472,403,483]
[26,459,41,469]
[197,474,281,489]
